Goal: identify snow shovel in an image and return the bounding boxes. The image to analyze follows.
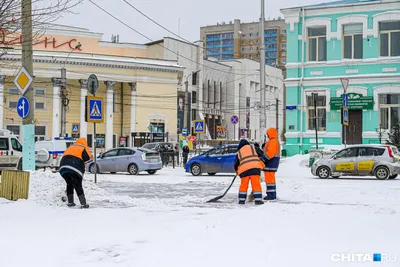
[206,175,237,203]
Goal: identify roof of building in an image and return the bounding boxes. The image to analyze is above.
[295,0,378,9]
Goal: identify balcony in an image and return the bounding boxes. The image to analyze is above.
[264,31,278,37]
[221,43,234,47]
[222,50,234,54]
[207,51,221,56]
[206,44,221,49]
[206,36,221,42]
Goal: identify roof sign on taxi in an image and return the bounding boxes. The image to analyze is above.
[13,66,34,96]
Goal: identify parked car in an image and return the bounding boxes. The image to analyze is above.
[142,142,174,152]
[0,129,23,171]
[311,145,400,180]
[35,137,74,170]
[87,147,162,175]
[185,144,238,176]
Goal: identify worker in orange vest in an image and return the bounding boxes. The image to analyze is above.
[234,139,268,205]
[263,128,281,200]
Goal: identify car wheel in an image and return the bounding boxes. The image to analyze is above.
[208,173,216,176]
[90,163,99,174]
[375,166,390,180]
[191,164,202,176]
[147,170,157,175]
[316,166,330,179]
[17,159,22,170]
[389,174,398,179]
[128,164,139,175]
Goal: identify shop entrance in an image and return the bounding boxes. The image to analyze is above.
[342,110,362,145]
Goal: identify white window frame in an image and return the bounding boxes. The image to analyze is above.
[342,24,364,59]
[306,94,327,132]
[307,27,327,62]
[372,11,400,38]
[378,21,400,57]
[303,88,330,133]
[336,15,368,40]
[379,95,400,130]
[6,125,21,139]
[34,125,47,142]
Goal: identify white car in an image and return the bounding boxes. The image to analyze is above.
[0,129,23,171]
[311,144,400,180]
[35,137,74,170]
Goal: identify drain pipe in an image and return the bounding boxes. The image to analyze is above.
[299,7,306,155]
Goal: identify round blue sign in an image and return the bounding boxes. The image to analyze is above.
[17,97,30,118]
[231,115,239,125]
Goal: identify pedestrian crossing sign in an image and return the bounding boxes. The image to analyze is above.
[193,120,205,134]
[87,96,104,123]
[72,123,80,133]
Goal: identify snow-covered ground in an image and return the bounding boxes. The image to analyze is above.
[1,155,399,267]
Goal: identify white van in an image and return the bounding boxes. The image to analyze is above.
[0,129,23,171]
[35,137,74,170]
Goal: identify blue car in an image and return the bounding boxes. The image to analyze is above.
[185,144,239,176]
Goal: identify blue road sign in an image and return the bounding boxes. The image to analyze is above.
[87,96,104,123]
[343,93,348,107]
[182,128,187,137]
[343,108,349,126]
[231,115,239,125]
[193,120,205,134]
[72,124,79,133]
[17,97,30,118]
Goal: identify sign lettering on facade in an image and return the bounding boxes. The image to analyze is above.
[330,93,374,110]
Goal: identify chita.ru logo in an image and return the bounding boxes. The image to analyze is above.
[331,253,396,262]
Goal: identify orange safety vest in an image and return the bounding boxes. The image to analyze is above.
[237,145,264,175]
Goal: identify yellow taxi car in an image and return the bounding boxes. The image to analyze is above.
[311,145,400,180]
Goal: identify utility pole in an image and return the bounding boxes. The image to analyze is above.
[312,92,319,149]
[184,79,189,134]
[60,68,67,137]
[21,0,35,171]
[259,0,266,144]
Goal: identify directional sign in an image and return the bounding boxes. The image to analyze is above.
[72,123,80,133]
[182,128,187,137]
[193,120,205,134]
[231,115,239,125]
[343,93,348,107]
[87,74,99,95]
[340,78,349,94]
[343,107,349,126]
[17,97,30,118]
[87,96,104,123]
[14,66,33,95]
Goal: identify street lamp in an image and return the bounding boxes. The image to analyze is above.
[184,70,200,135]
[312,92,319,150]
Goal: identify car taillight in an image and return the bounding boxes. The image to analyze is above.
[53,154,58,159]
[141,154,146,162]
[385,146,394,158]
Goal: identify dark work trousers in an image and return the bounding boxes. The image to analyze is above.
[62,172,84,197]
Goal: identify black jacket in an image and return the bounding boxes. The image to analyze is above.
[234,139,268,178]
[182,146,189,155]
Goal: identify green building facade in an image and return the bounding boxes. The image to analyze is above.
[280,0,400,156]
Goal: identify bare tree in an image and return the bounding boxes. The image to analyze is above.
[0,0,82,57]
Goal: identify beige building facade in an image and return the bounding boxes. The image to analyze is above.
[0,24,183,150]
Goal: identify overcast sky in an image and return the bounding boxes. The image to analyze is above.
[58,0,325,44]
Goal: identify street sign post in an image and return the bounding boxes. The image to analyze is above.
[231,115,239,140]
[87,74,99,95]
[17,97,30,118]
[341,78,350,147]
[87,74,100,183]
[14,67,33,96]
[182,128,187,137]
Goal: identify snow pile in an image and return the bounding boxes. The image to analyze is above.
[28,171,138,208]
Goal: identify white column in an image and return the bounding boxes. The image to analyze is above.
[129,82,137,135]
[79,79,88,139]
[0,76,5,129]
[51,78,61,138]
[105,81,116,150]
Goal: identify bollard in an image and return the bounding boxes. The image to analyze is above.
[0,170,30,201]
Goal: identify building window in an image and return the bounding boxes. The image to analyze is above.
[192,109,197,121]
[6,125,20,138]
[281,30,286,36]
[8,88,19,95]
[281,43,286,50]
[249,33,253,37]
[87,134,93,147]
[379,21,400,57]
[379,94,400,130]
[307,95,326,131]
[34,126,46,142]
[308,27,327,61]
[250,47,253,51]
[343,24,363,59]
[242,40,246,45]
[250,55,254,59]
[192,91,197,104]
[250,40,254,45]
[241,47,245,51]
[9,101,17,109]
[113,91,117,113]
[35,89,46,110]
